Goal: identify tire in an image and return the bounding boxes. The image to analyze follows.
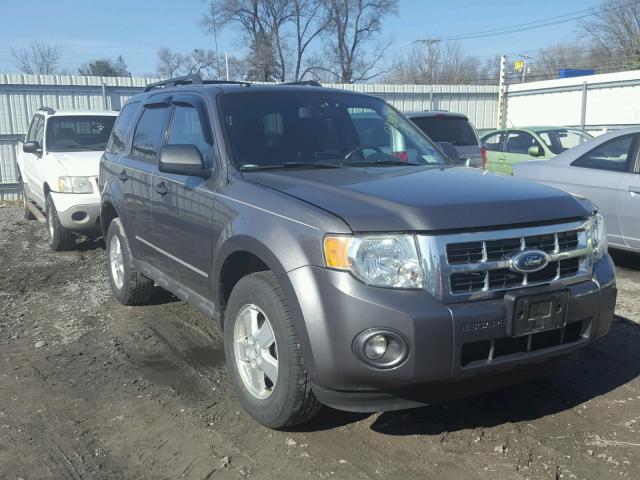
[224,271,321,429]
[45,193,73,251]
[105,217,153,306]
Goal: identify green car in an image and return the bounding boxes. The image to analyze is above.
[480,127,593,175]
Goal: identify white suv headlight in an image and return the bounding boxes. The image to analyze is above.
[324,235,424,289]
[590,213,607,260]
[57,176,93,194]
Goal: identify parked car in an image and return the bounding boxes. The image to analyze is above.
[481,127,592,175]
[17,108,118,250]
[100,75,615,429]
[406,111,483,167]
[513,126,640,253]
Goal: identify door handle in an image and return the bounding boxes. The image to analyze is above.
[117,169,128,182]
[155,181,168,196]
[628,185,640,195]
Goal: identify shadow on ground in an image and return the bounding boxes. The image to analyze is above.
[610,248,640,270]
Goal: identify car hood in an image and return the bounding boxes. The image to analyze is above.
[244,166,592,232]
[45,150,103,177]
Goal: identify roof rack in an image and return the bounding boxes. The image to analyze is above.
[38,107,55,115]
[144,74,251,92]
[280,80,322,87]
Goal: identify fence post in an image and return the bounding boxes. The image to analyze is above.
[580,81,588,130]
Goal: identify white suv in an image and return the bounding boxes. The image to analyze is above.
[17,108,118,250]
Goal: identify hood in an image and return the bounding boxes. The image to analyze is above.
[45,151,103,177]
[244,166,592,232]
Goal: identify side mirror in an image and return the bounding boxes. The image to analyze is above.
[528,145,544,157]
[158,144,210,178]
[437,142,460,164]
[23,141,42,155]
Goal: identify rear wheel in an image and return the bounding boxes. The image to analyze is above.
[105,217,153,305]
[45,194,73,251]
[224,271,321,429]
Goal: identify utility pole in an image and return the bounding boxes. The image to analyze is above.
[519,54,531,83]
[497,55,507,129]
[416,38,441,85]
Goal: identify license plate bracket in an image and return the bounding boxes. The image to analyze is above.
[505,288,569,337]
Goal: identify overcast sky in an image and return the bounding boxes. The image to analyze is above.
[0,0,598,77]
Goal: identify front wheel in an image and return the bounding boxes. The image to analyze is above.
[45,194,73,251]
[224,271,321,429]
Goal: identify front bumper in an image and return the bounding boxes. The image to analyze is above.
[288,255,616,412]
[49,192,101,232]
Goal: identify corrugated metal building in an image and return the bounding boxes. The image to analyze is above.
[0,74,499,197]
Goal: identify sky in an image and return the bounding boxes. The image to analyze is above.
[0,0,600,77]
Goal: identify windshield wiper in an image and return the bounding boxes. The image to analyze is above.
[343,159,422,167]
[240,162,341,171]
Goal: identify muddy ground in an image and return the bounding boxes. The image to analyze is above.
[0,203,638,480]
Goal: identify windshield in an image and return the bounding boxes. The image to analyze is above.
[409,116,478,147]
[537,129,592,155]
[220,91,447,169]
[46,115,116,152]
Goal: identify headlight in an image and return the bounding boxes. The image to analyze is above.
[57,176,93,193]
[324,235,424,289]
[590,213,607,260]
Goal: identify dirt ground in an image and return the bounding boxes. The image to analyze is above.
[0,203,638,480]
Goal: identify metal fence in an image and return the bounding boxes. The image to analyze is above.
[0,74,500,198]
[505,69,640,135]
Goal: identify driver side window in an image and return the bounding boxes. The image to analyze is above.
[26,115,43,143]
[571,134,635,172]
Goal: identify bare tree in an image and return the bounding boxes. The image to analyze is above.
[11,42,63,75]
[534,42,590,79]
[291,0,328,80]
[320,0,398,83]
[385,42,486,85]
[201,0,292,81]
[580,0,640,70]
[157,47,186,77]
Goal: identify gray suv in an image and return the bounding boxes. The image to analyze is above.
[406,111,483,168]
[99,75,616,429]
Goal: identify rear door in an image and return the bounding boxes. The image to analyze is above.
[618,149,640,249]
[568,133,637,249]
[122,97,172,258]
[481,130,506,173]
[149,94,216,296]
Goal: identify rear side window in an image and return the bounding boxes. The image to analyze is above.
[410,116,478,147]
[107,102,140,155]
[571,134,635,172]
[482,132,503,152]
[131,106,169,163]
[167,105,212,162]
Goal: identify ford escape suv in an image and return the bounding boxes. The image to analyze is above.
[99,75,616,429]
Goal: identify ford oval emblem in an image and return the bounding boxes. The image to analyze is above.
[510,250,549,274]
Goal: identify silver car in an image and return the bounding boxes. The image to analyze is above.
[513,127,640,253]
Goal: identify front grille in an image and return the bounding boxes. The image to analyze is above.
[443,226,590,297]
[460,319,586,367]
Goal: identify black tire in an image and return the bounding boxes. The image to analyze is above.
[45,193,73,251]
[20,177,35,220]
[224,271,321,429]
[105,218,154,306]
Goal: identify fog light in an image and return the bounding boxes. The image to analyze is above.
[364,334,388,359]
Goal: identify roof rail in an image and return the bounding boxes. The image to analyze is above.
[280,80,322,87]
[38,107,55,115]
[144,74,251,92]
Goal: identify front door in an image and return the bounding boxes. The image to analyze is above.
[501,130,546,175]
[123,98,171,259]
[149,95,216,297]
[22,114,45,204]
[619,171,640,250]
